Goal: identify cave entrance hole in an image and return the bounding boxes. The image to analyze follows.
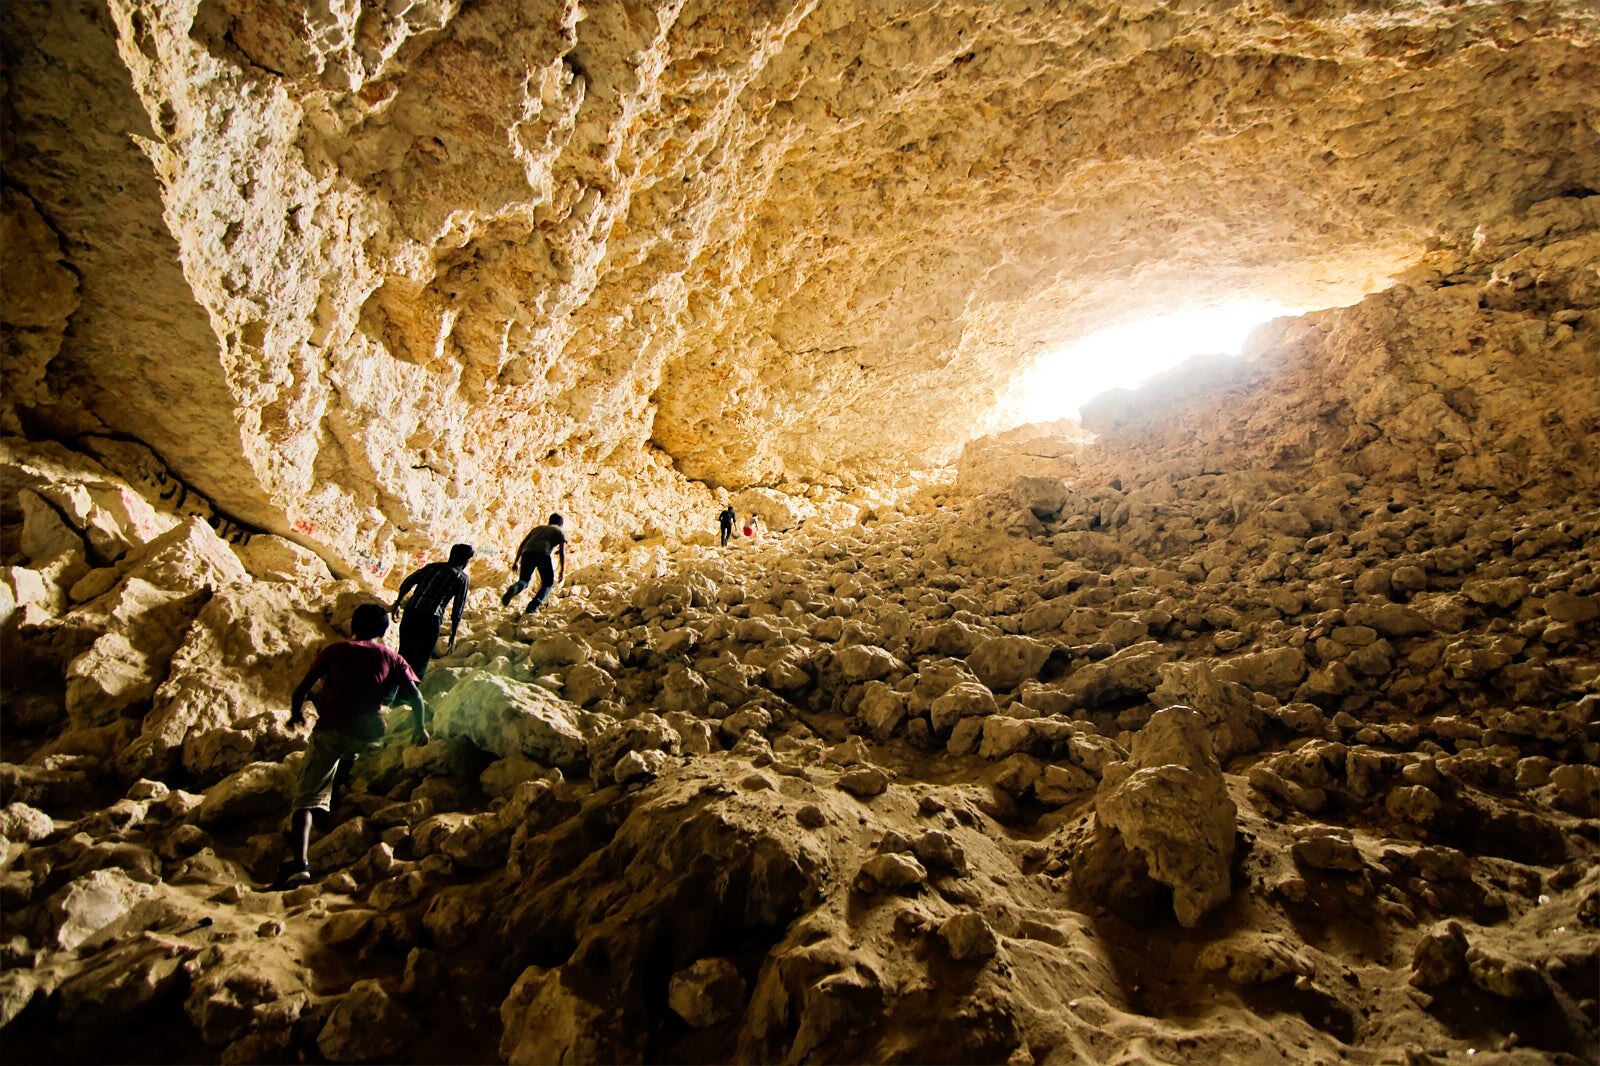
[1001,298,1303,425]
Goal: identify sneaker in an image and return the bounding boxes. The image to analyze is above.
[281,864,312,889]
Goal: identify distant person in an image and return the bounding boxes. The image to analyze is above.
[743,512,759,538]
[390,543,472,679]
[282,603,427,887]
[502,513,567,614]
[718,504,737,547]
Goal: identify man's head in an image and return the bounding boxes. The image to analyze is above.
[351,602,389,640]
[449,543,474,567]
[549,513,563,526]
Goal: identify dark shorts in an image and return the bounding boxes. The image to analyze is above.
[293,729,382,812]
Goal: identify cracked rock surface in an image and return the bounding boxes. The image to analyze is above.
[3,195,1598,1061]
[3,0,1597,572]
[3,2,1600,1063]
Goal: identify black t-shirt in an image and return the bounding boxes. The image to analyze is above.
[719,506,736,526]
[399,561,469,624]
[518,524,566,560]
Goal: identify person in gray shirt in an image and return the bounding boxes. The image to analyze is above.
[502,514,567,614]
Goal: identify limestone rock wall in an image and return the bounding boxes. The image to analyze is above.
[5,1,1598,577]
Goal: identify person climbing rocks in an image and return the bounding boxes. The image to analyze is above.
[390,543,472,680]
[502,513,567,614]
[743,511,760,538]
[718,504,737,547]
[281,603,428,888]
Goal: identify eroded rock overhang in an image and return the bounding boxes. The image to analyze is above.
[3,0,1597,574]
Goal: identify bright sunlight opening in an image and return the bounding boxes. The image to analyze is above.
[1005,299,1297,425]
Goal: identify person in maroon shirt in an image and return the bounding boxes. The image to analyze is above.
[280,603,428,887]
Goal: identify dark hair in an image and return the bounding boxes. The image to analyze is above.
[351,603,389,639]
[549,513,564,526]
[449,543,474,566]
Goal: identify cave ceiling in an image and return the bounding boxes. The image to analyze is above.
[3,0,1596,567]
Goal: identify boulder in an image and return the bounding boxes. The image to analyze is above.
[528,633,588,668]
[837,766,890,798]
[668,957,747,1028]
[1010,477,1082,521]
[413,811,511,870]
[939,911,999,961]
[1466,947,1549,1003]
[0,802,55,843]
[1410,920,1468,989]
[499,966,618,1065]
[1291,828,1363,872]
[1059,641,1175,708]
[184,957,310,1047]
[429,671,606,768]
[1343,602,1433,637]
[117,582,333,781]
[47,868,156,951]
[858,682,908,741]
[1083,706,1237,927]
[588,714,680,786]
[835,644,905,682]
[1211,647,1307,700]
[194,761,294,827]
[660,664,713,713]
[966,634,1067,692]
[562,662,616,707]
[854,852,927,893]
[929,680,998,735]
[317,979,416,1063]
[1544,591,1599,624]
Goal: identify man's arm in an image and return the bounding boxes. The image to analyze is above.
[391,566,424,618]
[394,677,428,742]
[556,543,566,582]
[447,573,467,649]
[288,662,326,727]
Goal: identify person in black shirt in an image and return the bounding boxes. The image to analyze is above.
[502,514,567,614]
[390,543,472,679]
[718,504,736,547]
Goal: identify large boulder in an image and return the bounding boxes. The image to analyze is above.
[966,634,1069,692]
[117,582,333,781]
[1059,641,1176,708]
[1076,705,1238,928]
[429,670,611,768]
[193,761,295,826]
[1211,647,1307,700]
[1010,476,1084,521]
[46,868,158,951]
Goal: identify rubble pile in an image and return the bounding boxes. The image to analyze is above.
[3,195,1598,1065]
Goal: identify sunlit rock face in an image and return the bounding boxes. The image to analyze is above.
[4,0,1596,574]
[6,5,1600,1060]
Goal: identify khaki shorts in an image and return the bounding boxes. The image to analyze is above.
[293,729,382,812]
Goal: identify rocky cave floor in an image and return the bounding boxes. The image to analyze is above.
[1,440,1598,1065]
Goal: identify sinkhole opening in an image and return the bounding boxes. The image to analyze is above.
[1001,299,1303,427]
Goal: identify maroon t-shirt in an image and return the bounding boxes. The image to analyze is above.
[306,639,418,739]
